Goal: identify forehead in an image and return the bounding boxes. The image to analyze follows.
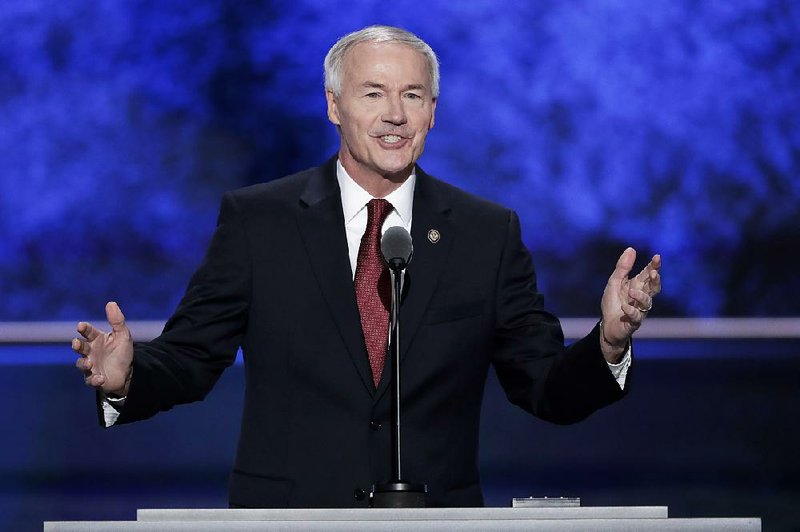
[341,42,430,87]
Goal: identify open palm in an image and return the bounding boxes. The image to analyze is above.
[72,301,134,396]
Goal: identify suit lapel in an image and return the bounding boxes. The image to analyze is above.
[375,168,455,399]
[296,160,375,397]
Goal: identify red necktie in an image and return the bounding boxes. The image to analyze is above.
[354,199,393,387]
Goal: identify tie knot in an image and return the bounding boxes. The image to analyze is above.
[366,198,392,231]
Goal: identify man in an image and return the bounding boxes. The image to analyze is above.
[73,25,661,508]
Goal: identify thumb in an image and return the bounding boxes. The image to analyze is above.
[105,301,128,335]
[610,247,637,281]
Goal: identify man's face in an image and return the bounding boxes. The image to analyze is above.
[326,42,437,183]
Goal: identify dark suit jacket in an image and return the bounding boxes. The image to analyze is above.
[107,157,626,508]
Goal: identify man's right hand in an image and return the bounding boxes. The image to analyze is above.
[73,301,134,397]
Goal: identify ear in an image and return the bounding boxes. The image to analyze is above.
[326,90,341,126]
[428,97,437,130]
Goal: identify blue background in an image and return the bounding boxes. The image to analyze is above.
[1,0,798,320]
[1,1,799,531]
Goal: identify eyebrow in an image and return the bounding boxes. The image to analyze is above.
[361,81,427,92]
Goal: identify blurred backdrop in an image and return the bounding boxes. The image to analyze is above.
[1,1,798,530]
[1,0,798,319]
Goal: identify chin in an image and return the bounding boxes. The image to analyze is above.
[376,157,415,176]
[379,166,413,180]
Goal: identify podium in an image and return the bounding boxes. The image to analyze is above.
[44,507,761,530]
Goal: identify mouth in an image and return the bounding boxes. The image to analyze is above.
[373,133,411,148]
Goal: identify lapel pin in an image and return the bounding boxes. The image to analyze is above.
[427,229,441,244]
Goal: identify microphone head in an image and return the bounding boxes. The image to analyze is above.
[381,226,413,271]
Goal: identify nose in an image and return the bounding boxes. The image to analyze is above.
[381,94,407,126]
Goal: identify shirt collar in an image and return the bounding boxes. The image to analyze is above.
[336,159,415,224]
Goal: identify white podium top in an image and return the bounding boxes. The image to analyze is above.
[43,507,762,531]
[138,506,668,521]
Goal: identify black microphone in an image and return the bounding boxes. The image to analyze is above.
[372,224,427,507]
[381,226,413,271]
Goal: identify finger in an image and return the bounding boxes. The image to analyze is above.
[650,254,661,271]
[610,247,637,282]
[632,255,662,294]
[85,373,106,388]
[642,254,661,272]
[620,300,645,326]
[106,301,129,336]
[75,357,93,372]
[71,337,90,356]
[634,254,661,282]
[649,268,662,296]
[628,288,653,312]
[77,321,102,342]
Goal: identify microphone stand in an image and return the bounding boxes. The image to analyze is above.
[371,260,427,508]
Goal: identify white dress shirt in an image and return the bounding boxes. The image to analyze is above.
[336,160,415,278]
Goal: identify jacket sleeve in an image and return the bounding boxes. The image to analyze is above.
[490,210,627,425]
[105,192,251,425]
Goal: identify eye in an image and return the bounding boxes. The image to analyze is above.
[365,92,381,99]
[404,92,421,100]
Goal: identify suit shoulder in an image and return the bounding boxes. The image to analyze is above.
[225,166,319,209]
[421,171,514,220]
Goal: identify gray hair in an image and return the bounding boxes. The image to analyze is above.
[324,25,440,98]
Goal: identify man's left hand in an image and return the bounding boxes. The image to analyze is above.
[600,247,662,363]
